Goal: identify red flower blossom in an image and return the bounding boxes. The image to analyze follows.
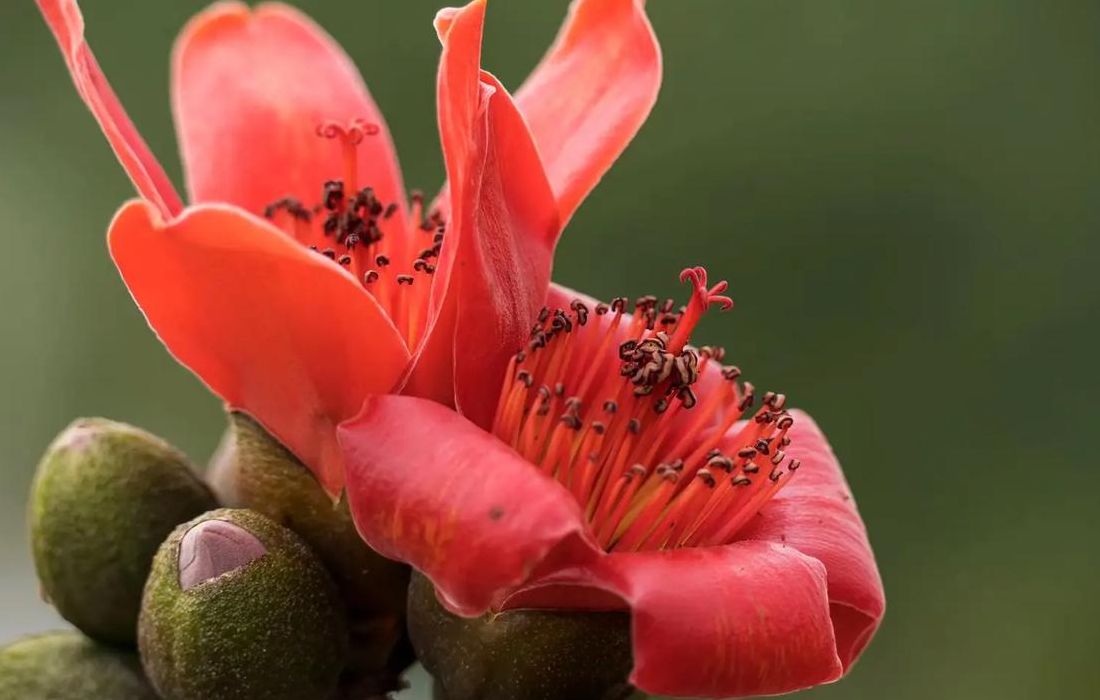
[340,272,886,697]
[36,0,661,492]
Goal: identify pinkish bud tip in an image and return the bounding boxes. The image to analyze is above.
[178,520,266,591]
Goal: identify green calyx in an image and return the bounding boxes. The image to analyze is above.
[0,631,158,699]
[208,412,413,692]
[139,508,348,700]
[29,418,216,645]
[408,573,642,700]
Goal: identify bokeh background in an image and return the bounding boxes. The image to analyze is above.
[2,0,1098,698]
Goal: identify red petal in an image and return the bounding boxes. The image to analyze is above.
[738,410,886,669]
[107,200,409,493]
[516,0,661,224]
[407,1,560,427]
[172,2,407,221]
[36,0,183,217]
[597,544,844,697]
[338,395,599,616]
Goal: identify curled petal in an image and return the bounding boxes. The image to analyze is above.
[738,410,886,667]
[172,2,407,223]
[338,395,599,616]
[516,0,662,224]
[407,0,560,427]
[108,200,410,493]
[596,544,844,697]
[36,0,183,217]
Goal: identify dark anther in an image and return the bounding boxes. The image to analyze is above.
[789,459,802,471]
[596,303,610,315]
[769,468,783,482]
[560,413,582,431]
[323,181,345,210]
[364,270,379,284]
[611,297,628,313]
[323,215,340,236]
[628,419,641,434]
[634,295,658,312]
[707,455,734,472]
[375,255,390,267]
[697,470,717,488]
[570,300,590,326]
[737,447,757,459]
[732,475,753,487]
[771,450,786,465]
[322,248,337,259]
[337,255,352,266]
[263,197,312,222]
[538,307,550,324]
[603,400,618,414]
[384,203,399,219]
[722,366,742,381]
[516,370,534,387]
[677,386,698,409]
[396,275,414,285]
[738,383,756,412]
[743,462,760,474]
[777,415,795,430]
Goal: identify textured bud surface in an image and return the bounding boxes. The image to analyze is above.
[29,418,216,644]
[217,412,412,691]
[409,574,640,700]
[0,631,158,699]
[139,508,347,700]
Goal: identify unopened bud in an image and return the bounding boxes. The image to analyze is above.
[0,632,157,699]
[29,418,216,644]
[138,509,347,700]
[209,412,412,692]
[408,573,640,700]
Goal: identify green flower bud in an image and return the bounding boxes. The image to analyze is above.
[30,418,217,645]
[139,508,347,700]
[208,412,412,693]
[408,573,643,700]
[0,631,158,699]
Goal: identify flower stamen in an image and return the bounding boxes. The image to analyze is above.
[491,268,800,553]
[260,118,447,347]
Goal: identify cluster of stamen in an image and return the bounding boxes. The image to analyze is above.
[492,268,801,552]
[262,118,445,346]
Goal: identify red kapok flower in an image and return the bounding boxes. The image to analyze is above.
[36,0,661,493]
[340,270,886,698]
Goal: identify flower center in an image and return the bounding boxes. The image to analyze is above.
[262,119,445,347]
[491,268,801,552]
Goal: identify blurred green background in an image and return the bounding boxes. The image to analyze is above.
[2,0,1098,698]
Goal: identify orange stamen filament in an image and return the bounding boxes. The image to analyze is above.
[490,269,801,553]
[262,119,444,350]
